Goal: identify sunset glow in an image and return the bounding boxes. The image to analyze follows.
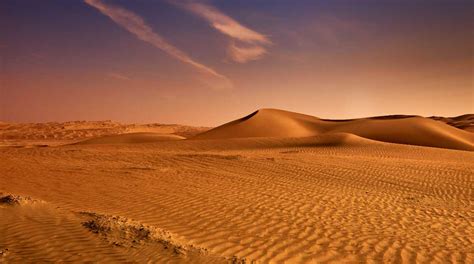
[1,0,472,125]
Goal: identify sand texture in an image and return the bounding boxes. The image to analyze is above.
[1,109,473,263]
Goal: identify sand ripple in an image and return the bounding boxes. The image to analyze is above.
[1,138,473,263]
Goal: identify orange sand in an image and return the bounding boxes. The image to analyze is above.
[1,109,473,263]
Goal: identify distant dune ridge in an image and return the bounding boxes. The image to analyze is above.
[1,109,473,150]
[0,121,209,147]
[430,114,474,132]
[192,109,474,151]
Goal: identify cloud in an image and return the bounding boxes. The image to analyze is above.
[180,2,270,44]
[107,72,131,81]
[228,42,267,63]
[84,0,230,87]
[175,1,271,63]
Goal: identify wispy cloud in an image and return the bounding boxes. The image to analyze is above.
[175,1,271,63]
[228,42,266,63]
[107,72,132,81]
[84,0,230,87]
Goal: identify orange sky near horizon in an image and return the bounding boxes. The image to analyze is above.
[1,0,472,126]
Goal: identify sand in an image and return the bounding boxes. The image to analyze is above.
[193,109,474,151]
[1,109,473,263]
[430,114,474,133]
[75,133,185,145]
[0,120,209,147]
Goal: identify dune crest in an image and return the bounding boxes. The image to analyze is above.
[192,109,324,139]
[192,108,474,151]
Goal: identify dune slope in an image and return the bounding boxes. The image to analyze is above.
[192,109,474,151]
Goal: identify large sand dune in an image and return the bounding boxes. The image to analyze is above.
[193,109,474,151]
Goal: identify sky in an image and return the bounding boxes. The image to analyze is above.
[1,0,473,126]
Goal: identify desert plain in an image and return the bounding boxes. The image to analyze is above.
[1,109,473,263]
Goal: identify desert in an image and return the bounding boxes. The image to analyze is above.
[2,0,473,262]
[1,109,473,263]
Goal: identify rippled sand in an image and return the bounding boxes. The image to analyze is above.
[1,137,473,263]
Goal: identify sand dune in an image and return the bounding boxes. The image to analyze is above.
[193,108,474,151]
[1,111,471,149]
[75,132,184,145]
[1,110,473,263]
[0,120,208,147]
[430,114,474,132]
[193,109,323,139]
